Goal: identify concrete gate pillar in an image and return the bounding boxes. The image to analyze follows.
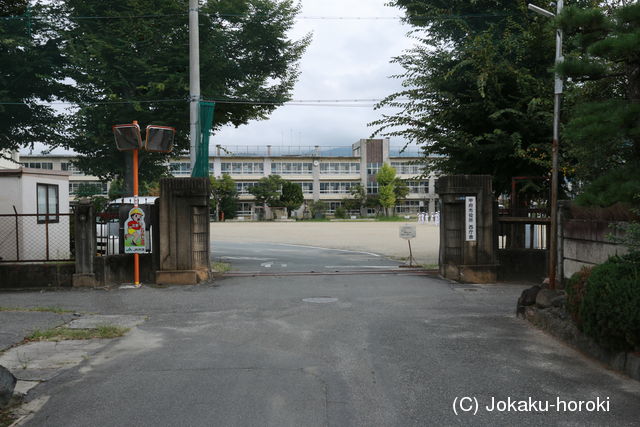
[436,175,498,283]
[156,177,211,285]
[72,200,98,287]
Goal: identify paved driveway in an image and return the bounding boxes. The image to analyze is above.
[1,243,638,426]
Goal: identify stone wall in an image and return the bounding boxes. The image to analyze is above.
[560,219,628,280]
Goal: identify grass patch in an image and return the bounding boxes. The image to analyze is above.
[0,306,73,314]
[0,408,17,427]
[422,264,438,270]
[26,325,130,342]
[211,262,231,273]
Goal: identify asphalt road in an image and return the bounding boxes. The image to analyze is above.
[212,241,404,273]
[2,243,639,426]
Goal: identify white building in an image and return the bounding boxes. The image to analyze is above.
[20,138,440,218]
[0,150,20,169]
[0,168,71,261]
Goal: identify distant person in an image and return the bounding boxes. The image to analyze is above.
[434,211,440,226]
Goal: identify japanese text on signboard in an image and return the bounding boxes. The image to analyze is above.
[466,196,476,241]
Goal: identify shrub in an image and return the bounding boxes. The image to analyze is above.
[574,167,640,207]
[580,256,640,352]
[308,200,327,219]
[565,267,593,328]
[334,206,347,219]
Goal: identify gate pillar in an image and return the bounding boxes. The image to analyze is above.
[436,175,498,283]
[155,177,211,285]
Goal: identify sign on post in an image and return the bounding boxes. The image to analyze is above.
[399,224,417,240]
[124,207,146,254]
[465,196,477,241]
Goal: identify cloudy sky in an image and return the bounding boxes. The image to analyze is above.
[213,0,417,150]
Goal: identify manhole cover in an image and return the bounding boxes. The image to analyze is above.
[303,297,338,304]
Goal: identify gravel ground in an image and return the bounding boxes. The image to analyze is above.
[211,221,440,265]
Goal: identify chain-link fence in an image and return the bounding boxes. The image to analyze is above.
[0,212,75,262]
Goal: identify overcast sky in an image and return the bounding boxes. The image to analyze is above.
[27,0,417,155]
[213,0,417,150]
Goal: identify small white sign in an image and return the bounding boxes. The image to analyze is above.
[399,224,417,240]
[465,196,477,241]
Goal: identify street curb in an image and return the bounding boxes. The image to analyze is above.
[524,306,640,382]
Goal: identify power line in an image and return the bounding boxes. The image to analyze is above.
[1,11,513,22]
[0,97,409,107]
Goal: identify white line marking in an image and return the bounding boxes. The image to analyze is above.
[260,262,273,268]
[221,256,272,261]
[269,243,381,257]
[324,265,399,269]
[281,264,288,267]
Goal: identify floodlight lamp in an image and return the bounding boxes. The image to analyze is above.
[113,123,142,151]
[528,3,555,18]
[145,125,176,153]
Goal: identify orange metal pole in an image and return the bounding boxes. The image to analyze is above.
[133,143,140,286]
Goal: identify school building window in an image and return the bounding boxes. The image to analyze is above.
[221,162,264,175]
[407,181,429,194]
[37,183,59,223]
[169,162,191,176]
[61,162,85,175]
[294,182,314,194]
[319,162,360,174]
[390,162,422,175]
[271,162,313,175]
[236,182,257,194]
[367,163,381,175]
[319,182,355,194]
[23,162,53,170]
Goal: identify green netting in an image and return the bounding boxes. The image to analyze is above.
[192,101,215,177]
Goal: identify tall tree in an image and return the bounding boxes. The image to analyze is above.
[373,1,558,195]
[558,1,640,186]
[48,0,309,182]
[280,181,304,217]
[249,174,283,207]
[376,163,397,216]
[210,174,238,220]
[0,1,66,158]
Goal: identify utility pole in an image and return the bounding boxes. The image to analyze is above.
[189,0,201,170]
[528,1,563,289]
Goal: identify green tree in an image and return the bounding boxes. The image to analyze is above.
[280,181,304,217]
[373,1,557,195]
[249,175,283,207]
[344,184,366,213]
[210,174,238,220]
[365,195,381,216]
[558,2,640,185]
[107,177,157,199]
[0,1,66,157]
[376,163,398,216]
[394,179,409,203]
[378,184,396,217]
[45,0,310,183]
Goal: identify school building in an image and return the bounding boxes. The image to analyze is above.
[19,138,441,218]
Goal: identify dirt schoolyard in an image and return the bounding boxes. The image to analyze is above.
[210,221,440,265]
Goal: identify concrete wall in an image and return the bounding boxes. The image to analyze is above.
[561,219,628,279]
[94,254,155,286]
[0,263,74,289]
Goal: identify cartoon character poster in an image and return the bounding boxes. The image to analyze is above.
[124,207,146,254]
